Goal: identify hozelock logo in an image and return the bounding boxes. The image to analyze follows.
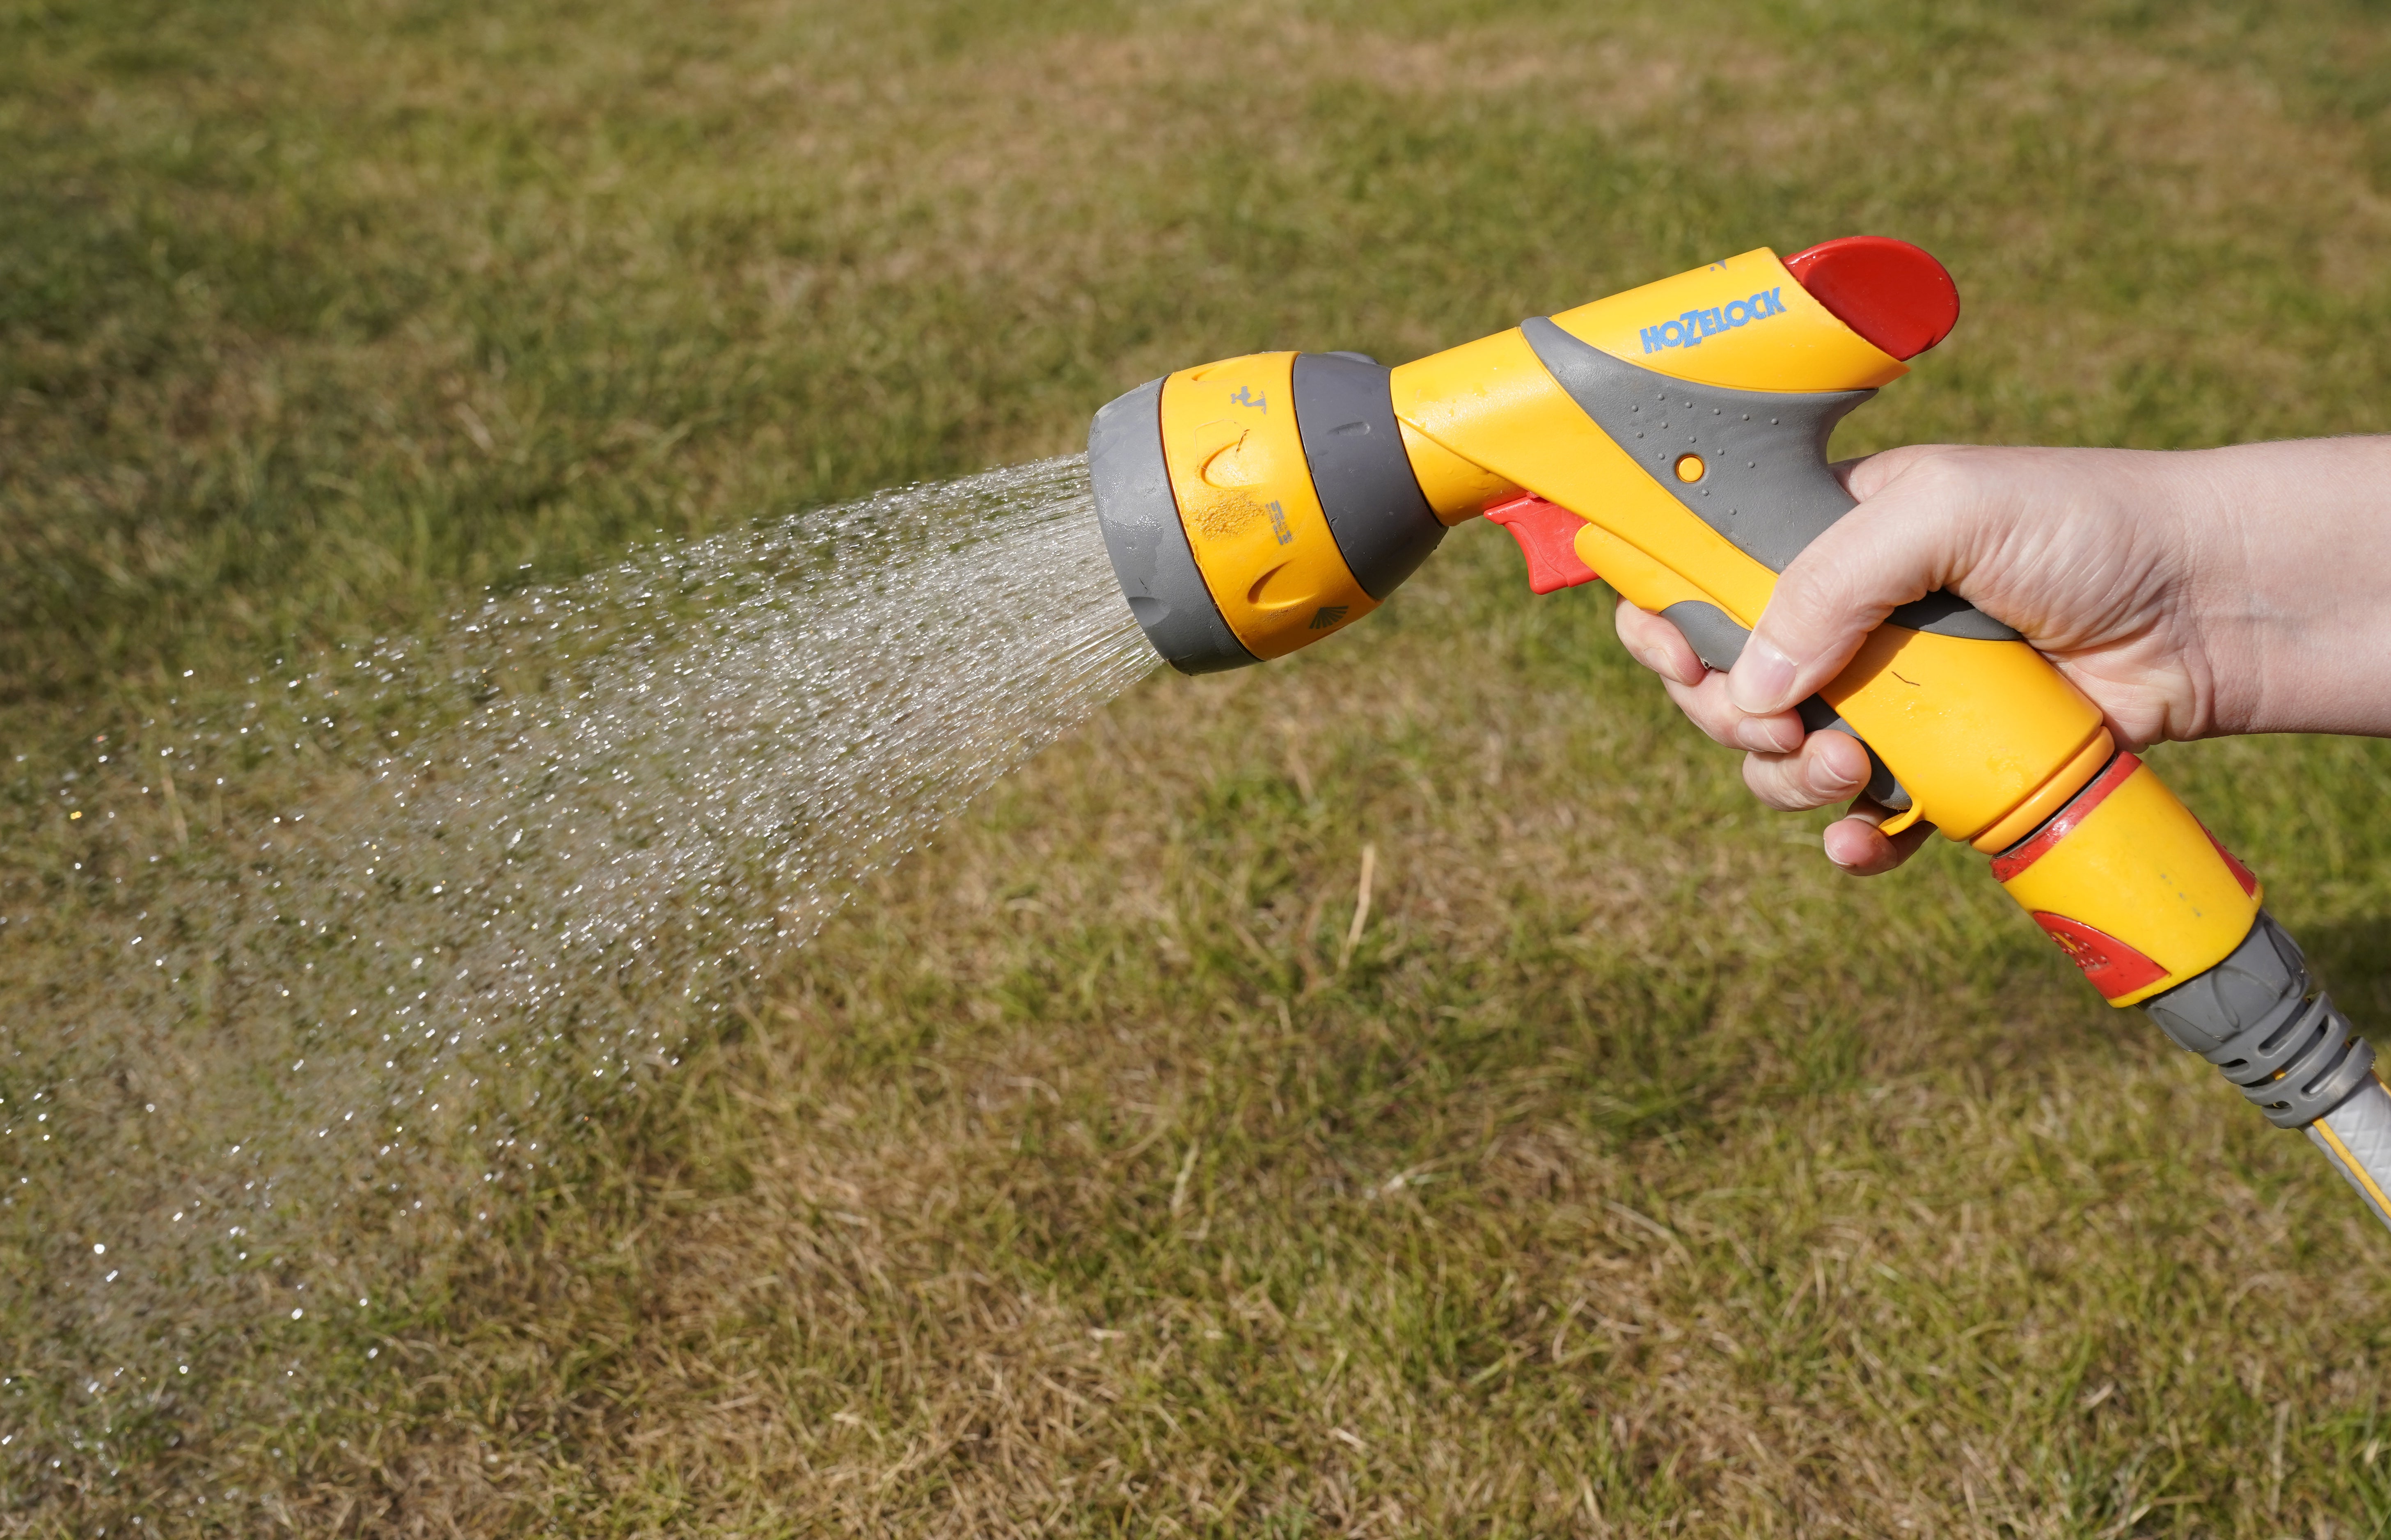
[1640,287,1786,353]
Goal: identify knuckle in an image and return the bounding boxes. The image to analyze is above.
[1742,755,1818,811]
[1663,680,1739,744]
[1736,715,1803,755]
[1807,735,1868,796]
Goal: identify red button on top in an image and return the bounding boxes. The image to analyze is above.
[1784,236,1960,361]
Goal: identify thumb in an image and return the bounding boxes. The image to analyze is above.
[1726,449,1973,715]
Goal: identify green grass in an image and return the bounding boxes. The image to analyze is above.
[8,0,2391,1533]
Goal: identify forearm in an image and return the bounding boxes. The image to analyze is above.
[2182,437,2391,738]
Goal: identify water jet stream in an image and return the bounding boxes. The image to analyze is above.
[0,454,1149,1505]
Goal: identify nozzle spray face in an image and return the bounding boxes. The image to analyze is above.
[1088,352,1443,673]
[1088,378,1255,674]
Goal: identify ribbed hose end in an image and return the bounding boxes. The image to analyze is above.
[2142,911,2377,1130]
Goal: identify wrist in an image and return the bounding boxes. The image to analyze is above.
[2179,438,2391,738]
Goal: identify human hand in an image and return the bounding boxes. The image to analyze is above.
[1614,438,2391,873]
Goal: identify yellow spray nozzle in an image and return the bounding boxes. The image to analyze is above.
[1086,236,1957,674]
[1088,348,1450,672]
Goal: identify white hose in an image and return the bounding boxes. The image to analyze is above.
[2307,1075,2391,1231]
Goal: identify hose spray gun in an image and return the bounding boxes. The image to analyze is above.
[1086,237,2391,1230]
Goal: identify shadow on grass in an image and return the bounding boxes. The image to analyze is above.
[2287,914,2391,1039]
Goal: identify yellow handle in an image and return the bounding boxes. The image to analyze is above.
[1385,245,2261,1002]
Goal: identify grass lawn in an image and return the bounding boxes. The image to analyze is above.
[7,0,2391,1532]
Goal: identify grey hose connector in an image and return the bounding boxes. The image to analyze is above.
[2142,912,2391,1230]
[2141,912,2377,1130]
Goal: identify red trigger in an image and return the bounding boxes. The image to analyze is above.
[1484,492,1600,595]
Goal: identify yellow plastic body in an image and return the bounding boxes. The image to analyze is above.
[1385,246,2263,998]
[1156,352,1376,659]
[1386,247,2110,850]
[1992,757,2261,1006]
[1400,418,1518,524]
[1548,251,1912,393]
[1817,625,2108,846]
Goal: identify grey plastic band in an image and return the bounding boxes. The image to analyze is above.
[2142,911,2377,1129]
[1087,378,1255,675]
[1885,589,2018,642]
[1658,599,1910,810]
[1291,353,1446,601]
[1518,317,2018,643]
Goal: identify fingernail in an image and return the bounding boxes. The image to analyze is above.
[1727,636,1799,714]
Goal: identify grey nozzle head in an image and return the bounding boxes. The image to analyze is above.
[1086,377,1256,675]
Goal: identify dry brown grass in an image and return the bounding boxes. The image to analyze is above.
[276,553,2390,1534]
[9,0,2391,1533]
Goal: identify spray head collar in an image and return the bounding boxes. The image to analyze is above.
[1087,351,1444,674]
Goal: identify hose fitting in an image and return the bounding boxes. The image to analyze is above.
[2141,911,2377,1129]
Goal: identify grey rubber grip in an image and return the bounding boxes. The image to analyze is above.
[2142,911,2377,1130]
[1884,589,2013,638]
[1291,352,1446,601]
[1518,316,2018,642]
[1660,599,1910,811]
[1087,377,1255,675]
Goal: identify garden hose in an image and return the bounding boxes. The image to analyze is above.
[1085,237,2391,1231]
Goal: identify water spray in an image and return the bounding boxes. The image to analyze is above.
[1084,236,2391,1231]
[3,459,1154,1500]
